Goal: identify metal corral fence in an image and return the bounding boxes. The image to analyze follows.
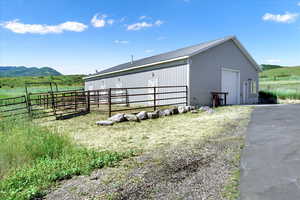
[0,96,28,118]
[0,85,188,119]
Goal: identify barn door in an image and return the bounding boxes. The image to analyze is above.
[221,68,240,105]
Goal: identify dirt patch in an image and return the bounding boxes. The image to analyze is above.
[44,122,247,200]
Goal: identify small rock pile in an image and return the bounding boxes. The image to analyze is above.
[96,105,214,126]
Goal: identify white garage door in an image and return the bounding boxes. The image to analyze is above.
[221,69,240,105]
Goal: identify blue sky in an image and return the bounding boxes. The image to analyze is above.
[0,0,299,75]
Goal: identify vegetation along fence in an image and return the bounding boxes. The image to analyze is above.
[0,85,188,119]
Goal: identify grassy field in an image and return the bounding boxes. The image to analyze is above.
[43,106,251,152]
[41,106,252,199]
[260,66,300,100]
[0,75,84,98]
[0,117,134,200]
[0,106,252,199]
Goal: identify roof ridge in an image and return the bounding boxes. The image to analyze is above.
[86,35,235,78]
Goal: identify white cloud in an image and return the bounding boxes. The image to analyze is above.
[262,12,299,23]
[91,14,107,27]
[145,49,154,53]
[298,2,300,6]
[154,20,164,26]
[114,40,129,44]
[107,19,114,25]
[127,20,164,31]
[91,14,114,28]
[139,16,147,20]
[127,21,153,30]
[265,59,281,64]
[1,19,87,34]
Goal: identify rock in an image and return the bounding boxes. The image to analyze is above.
[207,109,215,114]
[191,110,198,114]
[185,106,191,111]
[171,107,179,115]
[163,109,172,116]
[96,120,114,126]
[108,113,126,123]
[136,111,148,120]
[158,110,166,117]
[147,111,159,119]
[124,114,140,122]
[199,106,211,112]
[199,106,214,114]
[178,106,187,114]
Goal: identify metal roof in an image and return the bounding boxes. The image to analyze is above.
[85,36,260,79]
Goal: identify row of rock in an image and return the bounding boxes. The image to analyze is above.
[96,105,213,126]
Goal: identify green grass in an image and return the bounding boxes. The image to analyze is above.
[222,146,243,200]
[0,85,84,98]
[260,66,300,81]
[260,66,300,100]
[0,75,84,98]
[0,75,84,88]
[0,117,134,200]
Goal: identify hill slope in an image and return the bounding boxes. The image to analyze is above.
[260,66,300,78]
[0,75,84,88]
[261,64,283,71]
[0,66,62,77]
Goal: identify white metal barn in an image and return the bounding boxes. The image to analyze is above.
[84,36,260,106]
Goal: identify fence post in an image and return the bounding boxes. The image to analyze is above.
[50,92,56,116]
[87,91,90,112]
[108,88,112,117]
[125,89,129,107]
[185,85,188,106]
[153,86,156,111]
[74,91,77,111]
[26,94,32,118]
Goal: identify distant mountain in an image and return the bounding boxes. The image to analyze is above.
[261,64,283,71]
[0,66,62,77]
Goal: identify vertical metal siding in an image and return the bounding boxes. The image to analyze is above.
[85,63,188,106]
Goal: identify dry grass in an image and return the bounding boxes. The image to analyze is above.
[278,99,300,104]
[42,106,252,153]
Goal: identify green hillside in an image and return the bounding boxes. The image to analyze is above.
[0,75,84,88]
[0,66,62,77]
[0,75,85,98]
[261,64,283,71]
[260,66,300,100]
[260,66,300,80]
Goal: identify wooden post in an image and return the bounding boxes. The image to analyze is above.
[224,93,227,106]
[74,91,77,111]
[26,94,32,118]
[153,86,156,111]
[97,91,100,108]
[87,91,90,112]
[185,85,188,106]
[125,89,129,107]
[108,88,112,117]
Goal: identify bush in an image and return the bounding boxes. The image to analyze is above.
[258,91,278,104]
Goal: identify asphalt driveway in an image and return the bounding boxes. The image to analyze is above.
[240,104,300,200]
